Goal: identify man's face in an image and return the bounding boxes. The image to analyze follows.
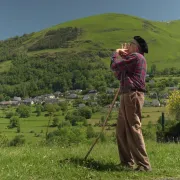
[128,40,139,54]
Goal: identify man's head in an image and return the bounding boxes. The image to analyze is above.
[128,36,148,54]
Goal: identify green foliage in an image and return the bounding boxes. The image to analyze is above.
[9,135,25,146]
[44,104,56,115]
[86,126,96,139]
[16,104,31,118]
[0,134,9,147]
[78,107,92,119]
[17,123,21,133]
[8,116,19,129]
[5,111,15,118]
[35,104,42,116]
[28,27,82,51]
[59,102,68,113]
[0,52,113,97]
[46,127,86,146]
[142,121,156,141]
[52,117,59,127]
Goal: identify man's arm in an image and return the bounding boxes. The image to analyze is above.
[110,52,137,72]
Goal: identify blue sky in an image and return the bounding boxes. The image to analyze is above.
[0,0,179,40]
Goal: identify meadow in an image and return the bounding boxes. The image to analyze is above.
[0,105,165,144]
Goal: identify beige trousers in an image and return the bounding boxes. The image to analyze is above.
[116,91,151,169]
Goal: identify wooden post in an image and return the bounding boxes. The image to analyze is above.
[162,112,165,131]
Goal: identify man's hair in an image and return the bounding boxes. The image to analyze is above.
[134,36,148,53]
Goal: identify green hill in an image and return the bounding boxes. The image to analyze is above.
[0,13,180,97]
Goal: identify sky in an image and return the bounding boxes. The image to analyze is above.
[0,0,180,40]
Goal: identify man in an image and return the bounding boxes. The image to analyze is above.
[110,36,151,171]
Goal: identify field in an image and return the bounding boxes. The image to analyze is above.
[0,105,165,144]
[0,101,177,180]
[0,140,180,180]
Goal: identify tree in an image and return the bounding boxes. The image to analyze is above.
[78,107,92,119]
[86,126,96,139]
[45,104,56,139]
[166,90,180,120]
[8,116,19,129]
[35,104,42,116]
[16,104,31,118]
[52,117,59,127]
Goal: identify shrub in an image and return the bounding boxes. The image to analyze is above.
[9,135,25,146]
[46,127,86,146]
[52,117,59,127]
[5,111,14,118]
[16,104,31,118]
[8,116,19,129]
[0,134,9,147]
[86,126,96,139]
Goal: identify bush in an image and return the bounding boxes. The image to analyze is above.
[16,104,31,118]
[86,126,96,139]
[52,117,59,127]
[8,116,19,129]
[78,107,92,119]
[46,127,86,146]
[58,120,71,128]
[5,111,14,118]
[0,134,9,147]
[9,135,25,146]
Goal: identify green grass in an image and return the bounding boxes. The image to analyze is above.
[0,106,164,144]
[1,13,180,71]
[0,140,180,179]
[0,61,12,73]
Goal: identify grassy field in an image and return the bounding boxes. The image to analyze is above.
[0,104,176,180]
[0,140,180,180]
[0,105,165,145]
[1,13,180,71]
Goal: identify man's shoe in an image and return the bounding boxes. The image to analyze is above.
[135,166,152,172]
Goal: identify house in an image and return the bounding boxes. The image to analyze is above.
[152,100,160,107]
[106,88,114,94]
[68,94,78,99]
[13,96,21,101]
[11,101,20,106]
[78,103,86,108]
[22,99,34,105]
[54,91,62,97]
[83,95,90,101]
[88,90,97,95]
[45,98,59,104]
[0,101,12,106]
[75,89,82,93]
[43,94,55,99]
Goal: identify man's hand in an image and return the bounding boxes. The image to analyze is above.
[116,43,129,57]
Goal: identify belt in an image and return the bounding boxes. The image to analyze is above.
[131,89,146,93]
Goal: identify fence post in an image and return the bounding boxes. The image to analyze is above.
[162,112,165,131]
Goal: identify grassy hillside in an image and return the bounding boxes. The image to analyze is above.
[1,13,180,97]
[1,13,180,69]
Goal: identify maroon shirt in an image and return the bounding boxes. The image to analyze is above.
[110,52,147,94]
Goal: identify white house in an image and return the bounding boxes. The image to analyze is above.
[83,95,90,101]
[152,100,160,107]
[13,96,21,101]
